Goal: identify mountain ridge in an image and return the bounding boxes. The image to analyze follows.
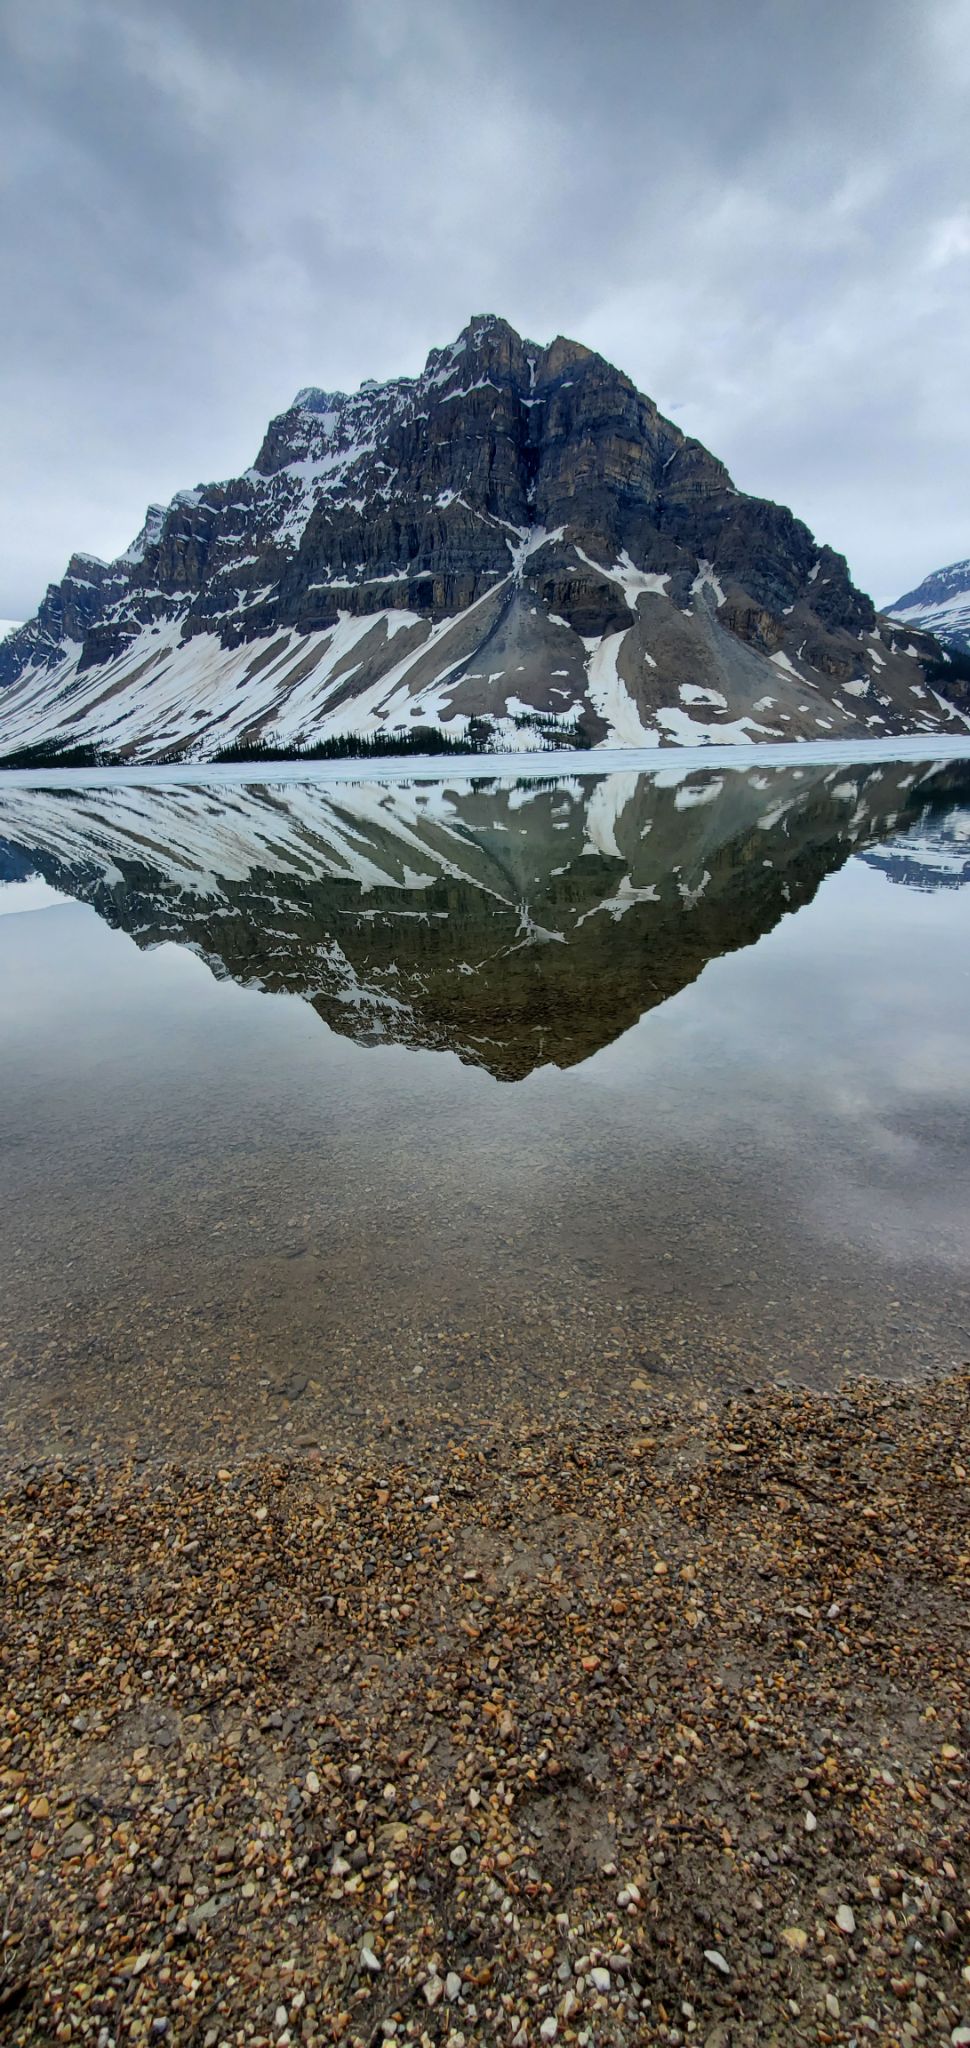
[888,558,970,658]
[2,314,967,760]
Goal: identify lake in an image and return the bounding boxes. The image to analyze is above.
[2,747,969,1467]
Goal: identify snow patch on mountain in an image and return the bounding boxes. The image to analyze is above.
[3,314,968,760]
[889,558,970,656]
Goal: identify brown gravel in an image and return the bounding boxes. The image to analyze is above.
[1,1373,968,2048]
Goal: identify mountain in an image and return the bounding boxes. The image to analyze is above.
[860,808,970,892]
[2,315,967,762]
[2,757,966,1077]
[888,559,970,658]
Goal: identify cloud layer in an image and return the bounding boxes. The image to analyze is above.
[2,0,967,617]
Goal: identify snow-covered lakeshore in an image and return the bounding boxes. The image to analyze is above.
[4,731,970,792]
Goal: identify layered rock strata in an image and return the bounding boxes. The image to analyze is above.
[2,318,966,758]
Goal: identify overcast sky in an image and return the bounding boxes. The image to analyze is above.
[1,0,968,621]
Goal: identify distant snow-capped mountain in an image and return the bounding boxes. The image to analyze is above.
[888,559,970,658]
[1,314,967,762]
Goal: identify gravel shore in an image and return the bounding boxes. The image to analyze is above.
[1,1373,967,2048]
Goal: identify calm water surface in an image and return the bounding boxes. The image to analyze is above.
[1,753,969,1465]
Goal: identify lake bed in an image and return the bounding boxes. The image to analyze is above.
[2,747,969,1468]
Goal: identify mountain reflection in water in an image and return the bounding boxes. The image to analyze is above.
[1,755,968,1080]
[2,751,970,1467]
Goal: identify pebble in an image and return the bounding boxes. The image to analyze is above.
[1,1373,968,2048]
[836,1903,856,1934]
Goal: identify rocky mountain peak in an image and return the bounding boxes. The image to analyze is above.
[291,386,340,415]
[2,317,968,761]
[540,333,599,381]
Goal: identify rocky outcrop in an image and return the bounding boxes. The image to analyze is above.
[2,316,967,759]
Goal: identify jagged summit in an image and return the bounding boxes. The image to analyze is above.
[292,386,339,414]
[289,316,531,420]
[1,317,967,761]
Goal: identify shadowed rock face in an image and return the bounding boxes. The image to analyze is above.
[1,317,967,761]
[2,759,967,1079]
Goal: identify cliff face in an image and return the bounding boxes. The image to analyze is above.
[2,316,967,759]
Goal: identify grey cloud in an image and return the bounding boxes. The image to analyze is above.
[1,0,967,619]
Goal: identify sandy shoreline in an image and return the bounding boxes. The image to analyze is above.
[1,1373,968,2047]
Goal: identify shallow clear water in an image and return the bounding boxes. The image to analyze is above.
[1,752,969,1466]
